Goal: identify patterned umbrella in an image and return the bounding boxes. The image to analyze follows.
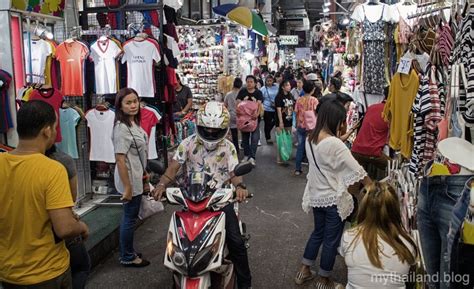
[212,4,268,36]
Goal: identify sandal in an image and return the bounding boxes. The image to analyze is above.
[315,279,345,289]
[294,270,316,285]
[294,170,302,176]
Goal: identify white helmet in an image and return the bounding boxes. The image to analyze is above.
[196,101,230,151]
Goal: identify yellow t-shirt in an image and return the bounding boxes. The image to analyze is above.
[0,153,74,285]
[383,70,419,158]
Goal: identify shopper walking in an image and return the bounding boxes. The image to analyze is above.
[260,75,279,144]
[294,81,318,175]
[46,145,91,289]
[224,77,243,155]
[339,182,417,288]
[291,76,304,101]
[174,74,193,117]
[113,88,150,267]
[237,75,264,166]
[0,100,89,289]
[275,80,295,165]
[295,99,370,288]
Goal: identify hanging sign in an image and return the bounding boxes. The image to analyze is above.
[397,51,413,75]
[295,47,311,61]
[279,35,299,45]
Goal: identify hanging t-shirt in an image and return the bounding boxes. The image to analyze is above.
[89,39,122,94]
[275,92,295,128]
[85,109,116,163]
[29,88,64,142]
[148,126,158,160]
[56,108,81,159]
[140,107,160,137]
[23,39,53,84]
[122,39,161,98]
[56,40,89,96]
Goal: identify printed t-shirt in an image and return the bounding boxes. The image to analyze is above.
[0,153,73,285]
[56,107,81,159]
[29,88,64,142]
[23,39,53,84]
[295,96,318,129]
[56,41,89,96]
[352,103,389,157]
[275,92,295,128]
[122,39,161,97]
[113,122,148,196]
[89,39,122,94]
[85,109,116,163]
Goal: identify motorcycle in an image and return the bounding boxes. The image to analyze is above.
[149,161,253,289]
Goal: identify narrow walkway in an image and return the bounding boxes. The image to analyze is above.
[86,130,348,289]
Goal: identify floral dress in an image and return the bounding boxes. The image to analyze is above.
[362,5,387,95]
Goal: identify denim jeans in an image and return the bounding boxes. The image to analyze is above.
[241,124,260,159]
[295,127,307,171]
[417,175,472,289]
[302,205,345,277]
[66,238,91,289]
[120,195,142,263]
[222,204,252,288]
[230,128,239,155]
[263,111,275,141]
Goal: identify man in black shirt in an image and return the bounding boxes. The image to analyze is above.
[174,74,193,116]
[236,75,264,166]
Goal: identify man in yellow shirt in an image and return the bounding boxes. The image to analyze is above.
[0,100,89,289]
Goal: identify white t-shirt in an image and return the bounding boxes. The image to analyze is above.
[89,39,122,94]
[390,3,418,23]
[351,3,393,23]
[143,106,161,160]
[23,39,53,84]
[122,39,161,98]
[85,109,116,163]
[338,229,416,289]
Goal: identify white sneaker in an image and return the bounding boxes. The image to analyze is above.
[258,140,262,146]
[249,158,256,167]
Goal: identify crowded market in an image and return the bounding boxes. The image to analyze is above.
[0,0,473,288]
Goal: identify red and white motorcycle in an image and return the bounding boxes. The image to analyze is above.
[153,162,253,289]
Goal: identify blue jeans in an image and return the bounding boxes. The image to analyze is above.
[241,125,260,159]
[120,195,142,263]
[295,127,307,171]
[302,205,345,277]
[417,175,472,289]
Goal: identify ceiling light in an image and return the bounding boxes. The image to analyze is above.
[341,17,350,25]
[323,7,330,13]
[324,1,331,7]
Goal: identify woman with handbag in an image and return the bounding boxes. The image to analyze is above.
[295,99,371,288]
[113,88,150,267]
[294,81,318,176]
[338,182,418,288]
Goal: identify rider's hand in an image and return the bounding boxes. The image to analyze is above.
[143,182,151,194]
[153,184,166,201]
[235,187,249,203]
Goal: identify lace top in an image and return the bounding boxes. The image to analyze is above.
[302,137,367,220]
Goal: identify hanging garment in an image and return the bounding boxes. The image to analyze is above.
[56,108,81,159]
[361,5,387,95]
[29,88,64,142]
[85,109,116,163]
[0,70,13,133]
[56,40,89,96]
[23,38,53,84]
[89,38,122,94]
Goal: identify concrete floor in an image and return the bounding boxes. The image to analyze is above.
[86,132,348,289]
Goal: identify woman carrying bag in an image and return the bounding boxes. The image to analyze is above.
[275,80,295,165]
[113,88,150,267]
[295,99,371,288]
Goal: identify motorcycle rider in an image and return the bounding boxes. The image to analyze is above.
[153,101,252,289]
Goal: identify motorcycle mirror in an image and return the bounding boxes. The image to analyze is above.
[147,160,166,175]
[233,161,253,177]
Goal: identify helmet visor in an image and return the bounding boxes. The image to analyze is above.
[197,126,228,142]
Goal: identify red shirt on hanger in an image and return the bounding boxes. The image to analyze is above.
[29,88,64,142]
[56,41,89,96]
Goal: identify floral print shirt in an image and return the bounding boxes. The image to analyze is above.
[173,134,239,186]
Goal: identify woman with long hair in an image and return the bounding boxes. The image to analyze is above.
[113,88,150,267]
[275,79,295,165]
[339,182,418,288]
[295,99,371,288]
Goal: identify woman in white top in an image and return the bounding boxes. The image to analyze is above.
[295,99,371,288]
[338,182,418,289]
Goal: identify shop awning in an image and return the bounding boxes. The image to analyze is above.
[212,4,269,36]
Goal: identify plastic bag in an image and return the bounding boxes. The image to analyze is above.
[276,130,293,161]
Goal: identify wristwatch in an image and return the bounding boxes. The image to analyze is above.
[235,183,247,190]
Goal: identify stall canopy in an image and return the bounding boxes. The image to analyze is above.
[213,4,269,36]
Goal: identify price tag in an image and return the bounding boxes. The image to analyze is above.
[397,51,413,75]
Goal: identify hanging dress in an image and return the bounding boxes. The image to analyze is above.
[361,5,387,95]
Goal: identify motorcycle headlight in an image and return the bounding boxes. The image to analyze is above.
[166,232,188,274]
[190,233,222,276]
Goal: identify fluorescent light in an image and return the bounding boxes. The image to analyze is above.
[323,7,330,13]
[324,1,331,7]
